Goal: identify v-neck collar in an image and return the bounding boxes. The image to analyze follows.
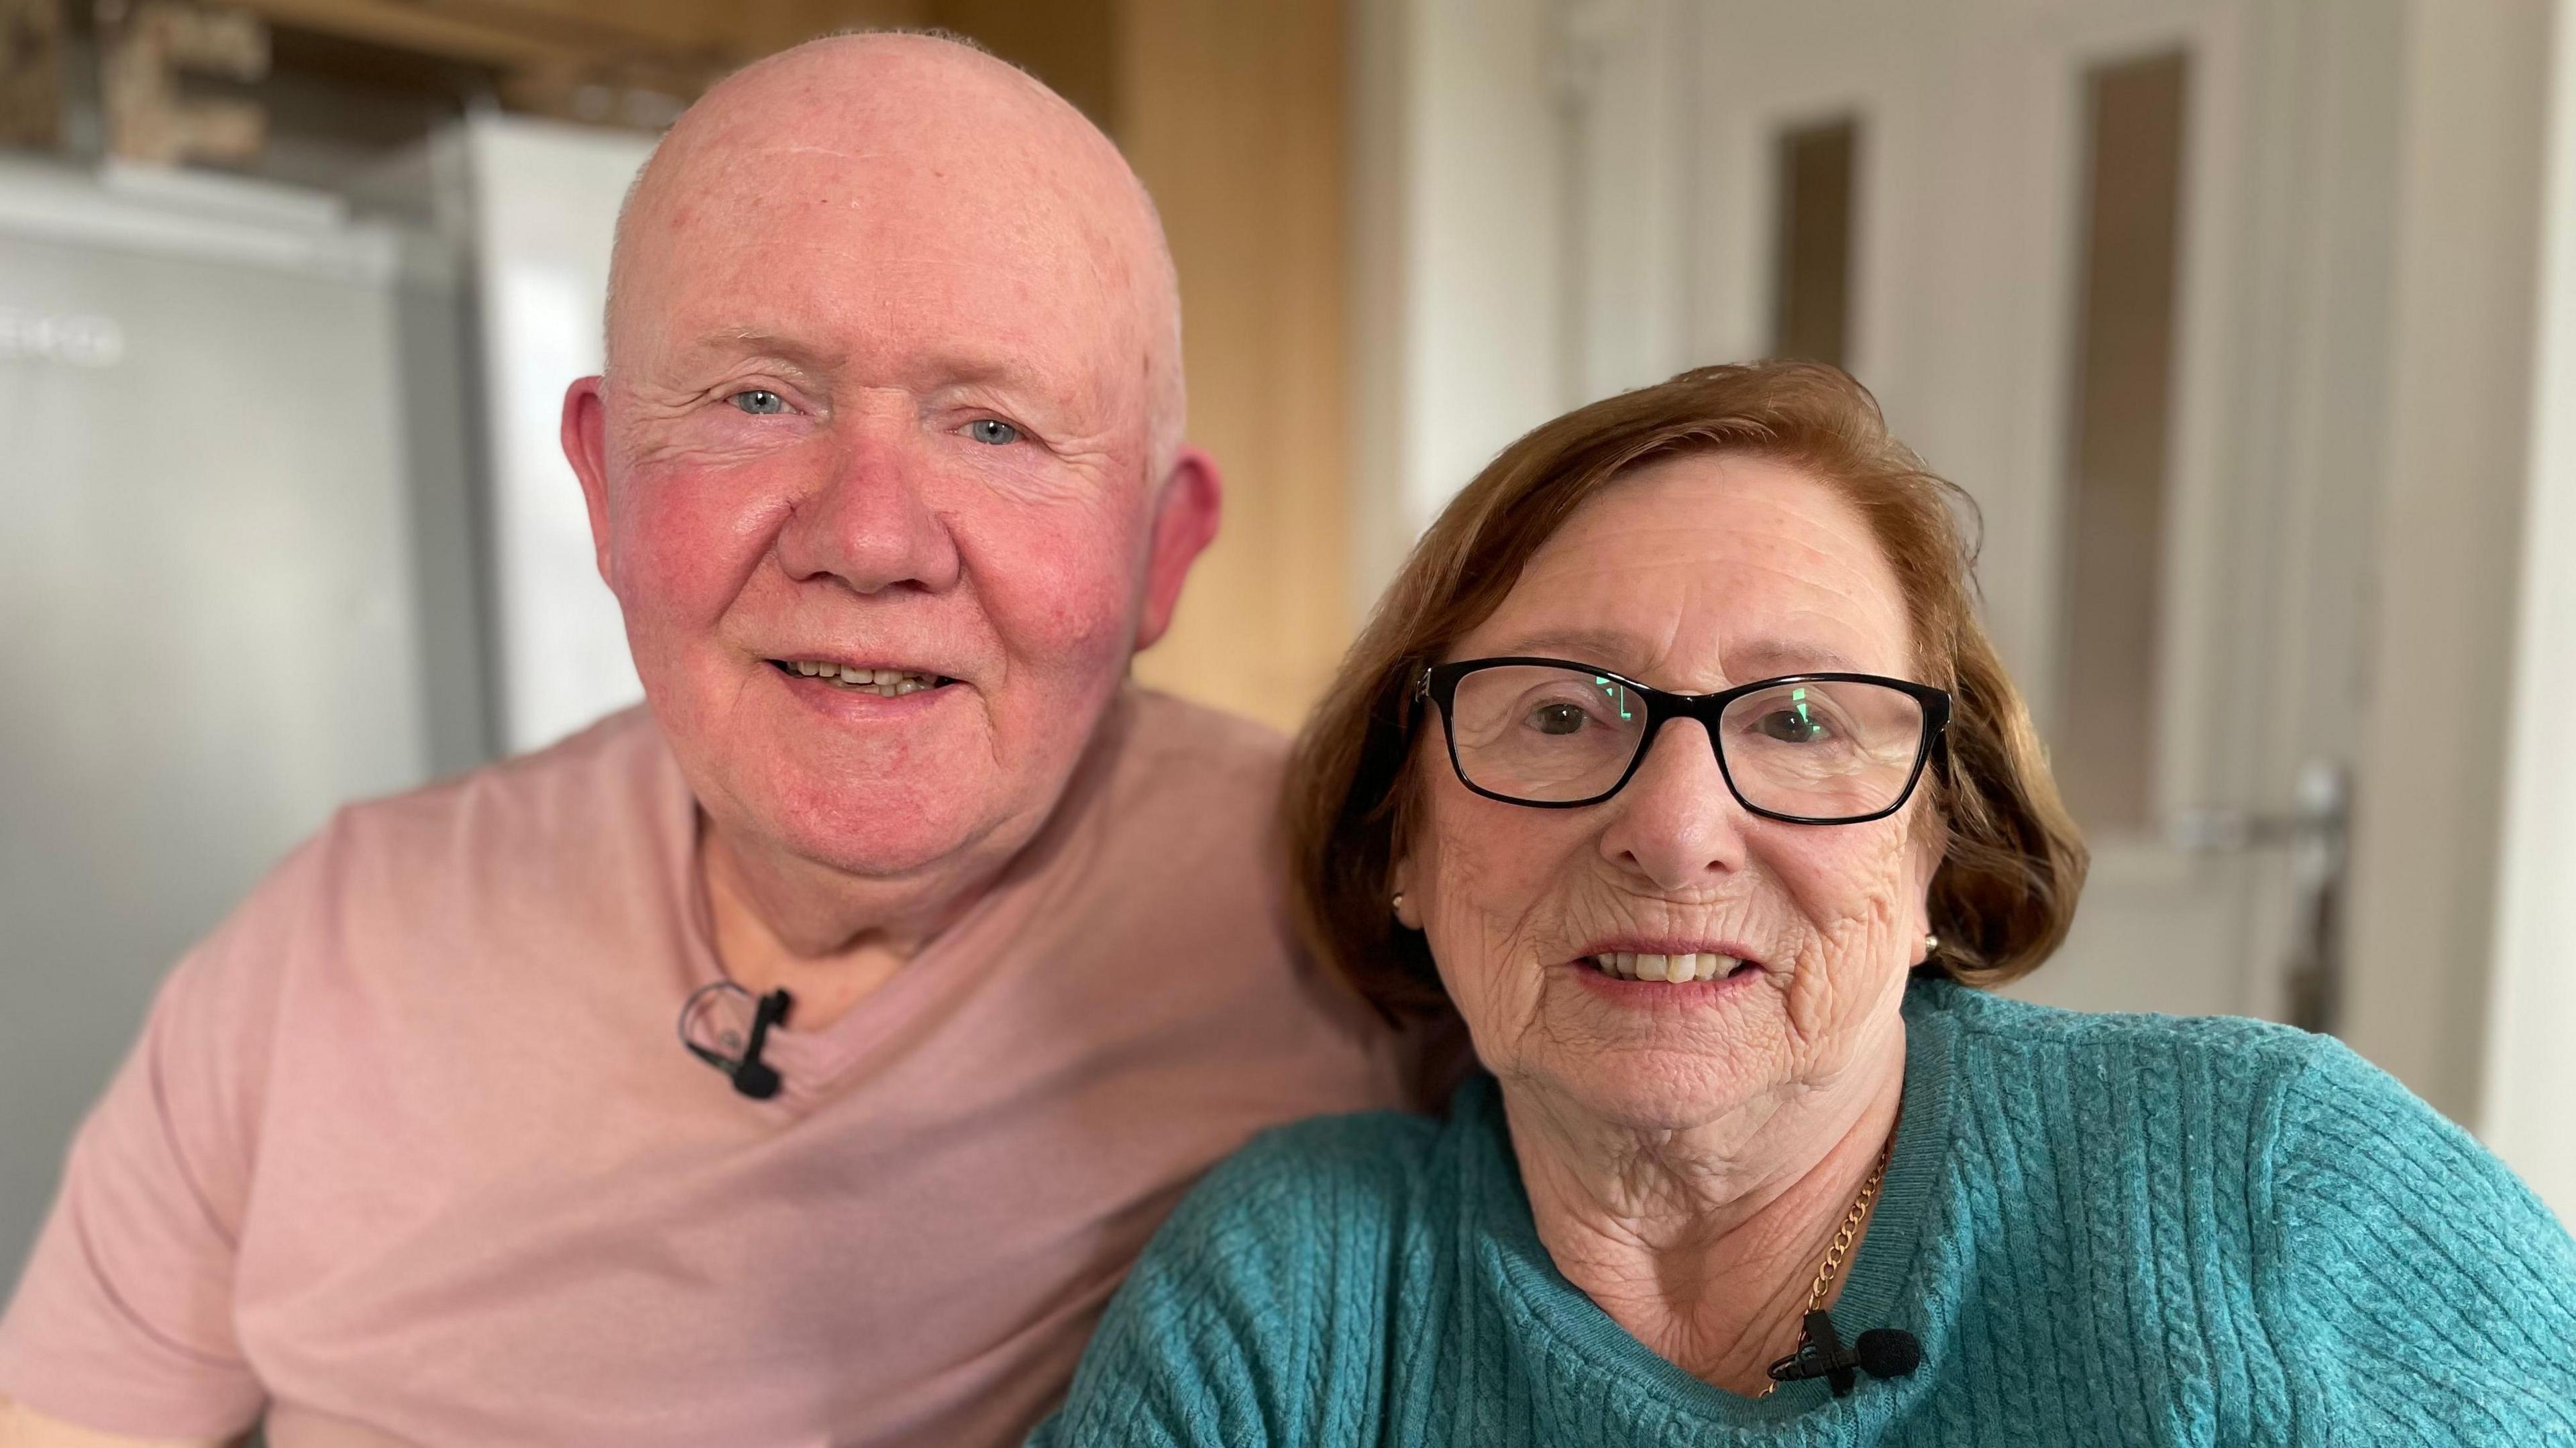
[1465,979,1962,1435]
[655,689,1140,1108]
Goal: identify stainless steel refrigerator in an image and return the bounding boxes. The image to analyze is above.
[0,156,488,1291]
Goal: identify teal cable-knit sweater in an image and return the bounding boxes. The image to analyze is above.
[1032,980,2576,1445]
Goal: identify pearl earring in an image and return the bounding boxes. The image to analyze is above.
[1391,892,1407,915]
[1923,934,1941,953]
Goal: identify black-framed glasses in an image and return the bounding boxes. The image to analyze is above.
[1414,657,1951,823]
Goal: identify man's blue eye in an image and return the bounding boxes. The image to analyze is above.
[729,390,786,415]
[967,419,1021,445]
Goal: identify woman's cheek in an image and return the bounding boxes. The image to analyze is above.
[1771,818,1917,932]
[1421,799,1564,1040]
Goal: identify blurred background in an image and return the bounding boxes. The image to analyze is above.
[5,0,2575,1298]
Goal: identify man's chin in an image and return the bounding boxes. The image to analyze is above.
[658,673,1095,892]
[782,823,991,881]
[749,788,1003,881]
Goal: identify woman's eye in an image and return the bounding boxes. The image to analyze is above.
[1527,703,1591,736]
[966,419,1022,446]
[1756,706,1832,744]
[729,390,788,415]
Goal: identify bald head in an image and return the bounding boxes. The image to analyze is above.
[605,32,1185,471]
[559,29,1226,903]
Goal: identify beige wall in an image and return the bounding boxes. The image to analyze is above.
[951,0,1353,736]
[1118,0,1351,734]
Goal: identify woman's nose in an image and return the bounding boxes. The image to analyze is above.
[773,432,964,596]
[1596,719,1754,891]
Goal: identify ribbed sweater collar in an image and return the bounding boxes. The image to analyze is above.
[1460,978,1964,1434]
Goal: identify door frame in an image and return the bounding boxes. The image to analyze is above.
[1349,0,2552,1130]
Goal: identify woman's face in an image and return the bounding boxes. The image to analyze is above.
[1394,452,1941,1132]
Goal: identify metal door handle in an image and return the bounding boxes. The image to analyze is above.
[2164,761,2351,1034]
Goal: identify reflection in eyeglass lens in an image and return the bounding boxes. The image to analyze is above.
[1448,665,1923,817]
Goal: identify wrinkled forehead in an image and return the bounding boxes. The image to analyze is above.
[1487,453,1920,683]
[610,99,1171,429]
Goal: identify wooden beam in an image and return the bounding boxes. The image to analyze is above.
[227,0,921,88]
[230,0,637,72]
[0,0,62,149]
[208,0,917,132]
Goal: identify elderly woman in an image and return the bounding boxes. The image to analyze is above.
[1032,364,2576,1445]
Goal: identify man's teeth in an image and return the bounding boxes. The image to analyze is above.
[1588,951,1746,983]
[786,661,943,697]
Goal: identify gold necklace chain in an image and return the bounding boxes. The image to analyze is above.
[1805,1134,1890,1311]
[1754,1129,1894,1400]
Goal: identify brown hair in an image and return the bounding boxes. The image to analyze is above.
[1285,361,2087,1023]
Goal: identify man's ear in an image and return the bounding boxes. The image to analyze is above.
[560,376,615,588]
[1134,445,1223,651]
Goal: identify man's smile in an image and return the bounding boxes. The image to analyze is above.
[767,657,958,698]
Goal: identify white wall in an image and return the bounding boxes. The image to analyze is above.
[459,113,655,755]
[1348,0,1568,610]
[2486,0,2576,1225]
[2342,0,2553,1133]
[1401,0,1567,533]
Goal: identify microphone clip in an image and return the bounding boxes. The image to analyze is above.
[1766,1309,1921,1398]
[678,982,796,1100]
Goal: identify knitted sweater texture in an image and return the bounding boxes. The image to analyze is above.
[1032,980,2576,1445]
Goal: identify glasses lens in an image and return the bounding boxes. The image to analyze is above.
[1718,679,1927,820]
[1446,664,1649,803]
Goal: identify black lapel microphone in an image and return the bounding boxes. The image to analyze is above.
[1766,1310,1923,1398]
[678,983,796,1100]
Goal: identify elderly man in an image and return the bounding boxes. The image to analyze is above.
[0,32,1402,1448]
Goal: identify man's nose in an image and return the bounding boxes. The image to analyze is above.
[1596,719,1754,891]
[771,431,963,595]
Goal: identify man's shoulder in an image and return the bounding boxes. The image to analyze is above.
[227,706,689,966]
[1079,687,1293,864]
[1120,686,1291,779]
[328,705,680,863]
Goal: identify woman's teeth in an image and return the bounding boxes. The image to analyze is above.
[784,661,944,697]
[1588,951,1747,983]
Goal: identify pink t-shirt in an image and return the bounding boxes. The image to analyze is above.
[0,689,1405,1446]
